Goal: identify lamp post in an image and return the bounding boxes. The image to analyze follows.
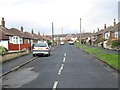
[80,18,82,44]
[52,22,54,46]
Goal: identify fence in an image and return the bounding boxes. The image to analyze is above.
[8,44,31,51]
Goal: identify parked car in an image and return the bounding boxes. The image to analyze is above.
[32,42,50,57]
[69,41,74,45]
[60,42,64,45]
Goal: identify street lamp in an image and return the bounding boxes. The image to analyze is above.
[52,22,54,46]
[80,18,82,44]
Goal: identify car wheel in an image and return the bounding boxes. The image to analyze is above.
[33,54,36,57]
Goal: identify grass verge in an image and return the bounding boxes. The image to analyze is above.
[74,43,89,48]
[84,48,106,54]
[95,53,120,70]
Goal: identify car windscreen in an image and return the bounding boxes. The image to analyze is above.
[34,43,47,47]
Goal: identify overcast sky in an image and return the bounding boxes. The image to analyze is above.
[0,0,119,35]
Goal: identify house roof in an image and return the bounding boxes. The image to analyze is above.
[109,22,120,32]
[24,32,36,39]
[32,33,43,40]
[103,26,113,33]
[9,28,29,38]
[95,30,104,35]
[0,25,13,36]
[41,36,51,40]
[0,29,9,40]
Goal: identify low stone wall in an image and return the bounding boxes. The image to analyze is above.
[0,50,30,63]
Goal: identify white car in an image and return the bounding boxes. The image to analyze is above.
[69,41,74,45]
[32,42,50,57]
[60,42,64,45]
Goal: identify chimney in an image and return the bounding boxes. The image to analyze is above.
[1,17,5,27]
[98,28,99,32]
[104,24,106,29]
[38,31,40,35]
[21,26,23,32]
[32,29,34,34]
[114,18,116,26]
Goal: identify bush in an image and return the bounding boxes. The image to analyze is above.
[47,40,52,46]
[95,39,107,44]
[0,46,7,55]
[112,40,120,46]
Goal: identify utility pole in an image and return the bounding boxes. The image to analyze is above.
[61,27,63,35]
[80,18,82,44]
[52,22,54,46]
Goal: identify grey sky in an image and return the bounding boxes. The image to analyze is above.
[0,0,119,35]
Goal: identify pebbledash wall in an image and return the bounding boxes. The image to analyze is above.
[8,44,31,51]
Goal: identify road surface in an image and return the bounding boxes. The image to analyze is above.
[2,43,118,88]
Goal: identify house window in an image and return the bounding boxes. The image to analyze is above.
[13,37,16,44]
[9,36,12,43]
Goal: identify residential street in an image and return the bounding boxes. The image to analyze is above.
[2,43,118,88]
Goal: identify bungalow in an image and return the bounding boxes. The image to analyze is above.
[0,26,9,49]
[1,18,33,50]
[109,22,120,39]
[65,34,77,41]
[96,28,104,40]
[103,19,118,39]
[31,29,43,43]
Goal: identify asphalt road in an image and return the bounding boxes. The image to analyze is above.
[2,43,118,88]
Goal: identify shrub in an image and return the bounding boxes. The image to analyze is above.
[95,39,107,44]
[112,39,120,46]
[0,46,7,55]
[22,48,27,51]
[47,40,52,46]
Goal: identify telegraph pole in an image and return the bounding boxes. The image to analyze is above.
[61,27,63,35]
[52,22,54,46]
[80,18,82,44]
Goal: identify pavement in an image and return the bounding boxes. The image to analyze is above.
[84,44,119,55]
[1,45,58,75]
[1,43,118,88]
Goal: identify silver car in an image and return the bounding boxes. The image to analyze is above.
[32,42,50,57]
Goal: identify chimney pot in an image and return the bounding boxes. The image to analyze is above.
[104,24,106,29]
[21,26,23,32]
[2,17,4,20]
[114,18,116,26]
[1,17,5,27]
[98,28,99,32]
[32,29,34,34]
[38,32,40,35]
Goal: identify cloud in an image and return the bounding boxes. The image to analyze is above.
[0,0,119,34]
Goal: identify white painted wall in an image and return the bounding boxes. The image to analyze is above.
[0,40,8,49]
[114,31,118,38]
[104,32,110,39]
